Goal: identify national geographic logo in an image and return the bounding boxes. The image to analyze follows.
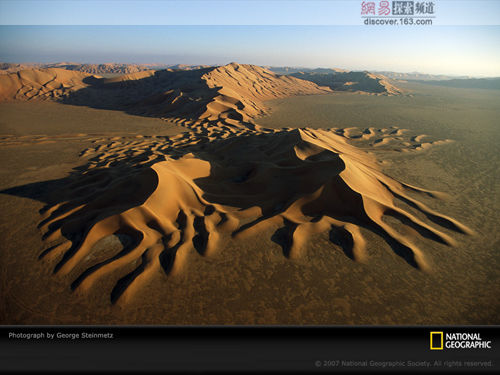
[430,331,492,350]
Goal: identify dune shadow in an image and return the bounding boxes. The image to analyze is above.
[1,178,70,207]
[271,220,299,258]
[329,225,356,260]
[58,68,218,121]
[1,157,159,274]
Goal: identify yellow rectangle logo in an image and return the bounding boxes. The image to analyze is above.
[430,331,443,350]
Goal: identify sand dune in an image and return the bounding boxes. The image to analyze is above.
[0,62,215,75]
[417,77,500,90]
[268,67,349,75]
[0,68,95,101]
[289,71,403,95]
[374,71,473,81]
[37,124,471,304]
[103,63,331,124]
[0,62,39,74]
[322,126,450,152]
[168,64,214,70]
[1,62,472,305]
[49,63,153,75]
[199,63,331,122]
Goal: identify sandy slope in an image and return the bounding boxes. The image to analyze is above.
[0,68,94,101]
[199,63,332,122]
[1,63,472,307]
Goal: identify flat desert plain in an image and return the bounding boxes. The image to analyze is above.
[0,69,498,324]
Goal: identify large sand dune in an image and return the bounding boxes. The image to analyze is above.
[36,134,471,305]
[1,63,472,305]
[0,64,330,125]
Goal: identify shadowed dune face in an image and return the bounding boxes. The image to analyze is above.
[28,127,472,305]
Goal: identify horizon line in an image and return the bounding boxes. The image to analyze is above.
[1,60,497,79]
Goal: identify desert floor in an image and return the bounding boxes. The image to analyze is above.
[1,82,499,324]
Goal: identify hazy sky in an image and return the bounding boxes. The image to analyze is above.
[1,1,500,76]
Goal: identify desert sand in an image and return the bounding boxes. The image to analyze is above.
[0,64,495,324]
[289,71,403,95]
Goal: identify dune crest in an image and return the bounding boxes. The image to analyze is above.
[38,126,471,304]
